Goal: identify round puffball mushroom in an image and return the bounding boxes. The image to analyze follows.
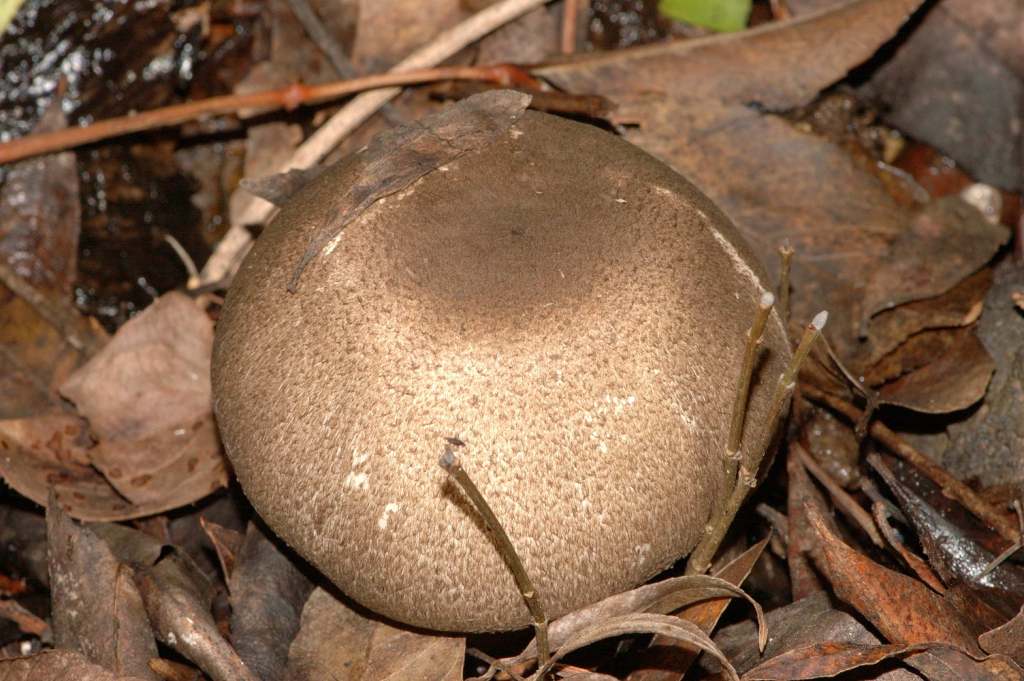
[212,95,790,633]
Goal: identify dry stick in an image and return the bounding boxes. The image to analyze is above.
[439,447,551,670]
[776,243,794,326]
[724,291,775,486]
[560,0,587,54]
[801,383,1021,544]
[0,65,520,165]
[793,441,883,547]
[687,311,828,575]
[981,499,1024,576]
[284,0,407,126]
[202,0,554,286]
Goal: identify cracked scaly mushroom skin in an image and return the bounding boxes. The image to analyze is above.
[212,107,790,632]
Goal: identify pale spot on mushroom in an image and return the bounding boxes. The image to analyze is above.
[614,198,626,204]
[634,544,651,565]
[596,441,609,455]
[352,449,370,466]
[653,186,671,195]
[438,165,450,172]
[344,471,369,490]
[378,502,401,529]
[324,231,344,256]
[509,127,524,138]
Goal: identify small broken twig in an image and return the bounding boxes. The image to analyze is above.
[440,446,551,670]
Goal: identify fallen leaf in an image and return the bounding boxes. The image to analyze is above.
[742,641,910,680]
[710,591,919,681]
[626,537,769,681]
[876,328,996,413]
[59,292,228,512]
[980,604,1024,665]
[199,517,244,583]
[805,501,981,652]
[46,494,159,680]
[228,522,313,681]
[535,613,739,681]
[861,0,1024,191]
[0,649,149,681]
[539,0,925,110]
[786,445,828,599]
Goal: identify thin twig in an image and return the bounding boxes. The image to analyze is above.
[162,234,199,289]
[724,291,775,485]
[439,447,550,670]
[794,442,883,547]
[284,0,407,126]
[561,0,587,54]
[0,65,521,165]
[981,500,1024,576]
[776,242,793,327]
[687,312,827,575]
[202,0,554,287]
[801,383,1021,544]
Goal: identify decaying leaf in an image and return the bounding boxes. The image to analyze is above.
[742,641,911,680]
[285,586,465,681]
[46,495,159,680]
[0,649,149,681]
[228,522,313,681]
[538,0,925,110]
[980,604,1024,665]
[805,502,981,652]
[58,292,227,514]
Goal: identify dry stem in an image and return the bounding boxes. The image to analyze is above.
[440,447,550,670]
[687,311,827,575]
[724,291,775,485]
[802,383,1021,544]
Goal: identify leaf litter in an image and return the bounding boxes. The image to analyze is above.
[1,0,1023,680]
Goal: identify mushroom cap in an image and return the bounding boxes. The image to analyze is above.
[212,106,790,632]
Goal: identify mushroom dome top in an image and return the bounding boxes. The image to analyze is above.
[212,95,790,632]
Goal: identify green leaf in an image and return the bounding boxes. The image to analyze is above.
[658,0,753,32]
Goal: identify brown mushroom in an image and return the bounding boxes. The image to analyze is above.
[212,92,790,633]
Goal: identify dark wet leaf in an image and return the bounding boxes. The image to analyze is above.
[58,292,228,516]
[861,0,1024,191]
[805,502,981,652]
[876,328,996,413]
[229,522,313,681]
[869,455,1024,614]
[539,0,924,110]
[136,552,258,681]
[0,649,149,681]
[89,522,165,569]
[626,537,769,681]
[46,494,158,680]
[288,89,532,291]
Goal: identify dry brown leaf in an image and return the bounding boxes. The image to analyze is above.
[786,445,828,599]
[626,537,769,681]
[228,522,313,681]
[284,586,465,681]
[742,641,910,681]
[199,517,244,583]
[533,613,738,681]
[806,502,982,652]
[861,0,1024,191]
[351,0,468,71]
[876,328,996,413]
[980,605,1024,665]
[59,291,227,512]
[46,495,159,680]
[0,649,149,681]
[539,0,925,110]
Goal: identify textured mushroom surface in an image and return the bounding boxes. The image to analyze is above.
[212,101,790,632]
